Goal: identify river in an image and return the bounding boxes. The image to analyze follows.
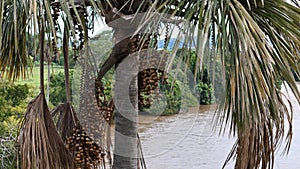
[138,83,300,169]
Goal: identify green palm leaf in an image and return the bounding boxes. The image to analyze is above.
[141,0,300,168]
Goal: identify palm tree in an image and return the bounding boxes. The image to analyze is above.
[1,0,300,169]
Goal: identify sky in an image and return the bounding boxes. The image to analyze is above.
[90,18,111,37]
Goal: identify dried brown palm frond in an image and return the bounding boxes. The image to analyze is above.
[52,103,79,142]
[17,12,75,168]
[17,93,75,169]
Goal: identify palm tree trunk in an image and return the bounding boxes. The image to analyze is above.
[113,29,138,169]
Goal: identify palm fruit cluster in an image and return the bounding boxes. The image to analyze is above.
[138,58,167,107]
[129,35,150,53]
[95,79,114,122]
[138,51,168,107]
[66,125,105,169]
[128,33,169,107]
[69,3,88,61]
[50,0,60,56]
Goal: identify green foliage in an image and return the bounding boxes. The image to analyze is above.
[175,49,195,69]
[0,83,29,124]
[179,81,199,109]
[176,49,220,104]
[139,78,199,116]
[49,71,73,106]
[0,83,29,168]
[15,66,65,90]
[4,83,29,106]
[53,49,77,69]
[0,97,8,122]
[139,78,182,116]
[276,79,283,91]
[101,70,114,101]
[195,82,215,105]
[90,30,113,54]
[160,79,182,115]
[197,67,216,105]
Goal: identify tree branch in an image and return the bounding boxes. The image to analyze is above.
[97,37,130,80]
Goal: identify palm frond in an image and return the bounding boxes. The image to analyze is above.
[0,0,112,81]
[0,0,4,51]
[51,103,79,141]
[0,0,29,80]
[218,0,299,168]
[17,93,75,169]
[136,0,300,168]
[17,8,75,168]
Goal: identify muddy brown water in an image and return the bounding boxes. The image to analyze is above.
[137,84,300,169]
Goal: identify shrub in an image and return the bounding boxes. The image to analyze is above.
[0,83,29,168]
[195,82,215,105]
[4,84,29,107]
[0,83,29,124]
[49,71,73,106]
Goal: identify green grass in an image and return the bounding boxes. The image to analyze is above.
[15,65,64,89]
